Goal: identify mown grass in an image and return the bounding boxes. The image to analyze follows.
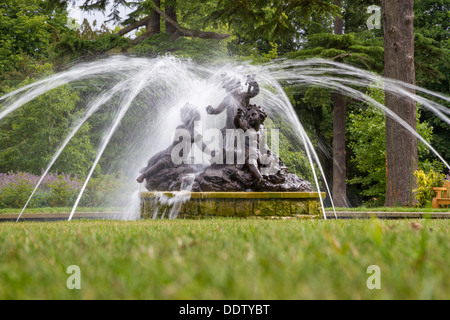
[1,205,448,215]
[0,207,122,214]
[1,218,449,300]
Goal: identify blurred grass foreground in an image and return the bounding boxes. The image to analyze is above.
[1,218,449,300]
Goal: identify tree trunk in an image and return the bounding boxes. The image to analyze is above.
[333,0,343,35]
[147,0,161,35]
[128,0,161,45]
[382,0,418,206]
[117,1,160,39]
[154,6,230,40]
[331,0,348,207]
[165,2,179,39]
[118,0,230,43]
[332,93,349,207]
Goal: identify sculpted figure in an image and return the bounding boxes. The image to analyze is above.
[234,104,281,184]
[205,74,260,164]
[206,74,259,133]
[137,104,212,183]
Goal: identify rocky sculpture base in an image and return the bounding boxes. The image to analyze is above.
[141,160,319,219]
[144,163,313,193]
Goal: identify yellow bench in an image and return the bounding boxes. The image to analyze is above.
[432,181,450,209]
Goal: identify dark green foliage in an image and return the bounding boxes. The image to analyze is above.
[208,0,340,43]
[287,32,384,71]
[56,33,131,58]
[413,0,450,176]
[130,33,230,63]
[0,0,71,85]
[342,0,382,34]
[0,79,95,177]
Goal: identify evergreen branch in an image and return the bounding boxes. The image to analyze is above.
[153,6,230,40]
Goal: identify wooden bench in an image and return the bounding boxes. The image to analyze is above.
[432,181,450,209]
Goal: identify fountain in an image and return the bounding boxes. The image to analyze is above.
[137,79,323,219]
[0,55,448,221]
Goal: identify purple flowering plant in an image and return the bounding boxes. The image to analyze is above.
[0,170,130,209]
[0,171,82,208]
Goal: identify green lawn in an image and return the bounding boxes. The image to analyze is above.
[0,207,122,214]
[1,206,448,215]
[1,218,449,299]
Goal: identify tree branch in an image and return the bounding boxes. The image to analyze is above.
[130,29,153,45]
[153,6,230,40]
[117,16,150,36]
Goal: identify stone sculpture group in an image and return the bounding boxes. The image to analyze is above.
[137,74,312,192]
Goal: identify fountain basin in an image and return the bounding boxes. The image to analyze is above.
[140,191,326,219]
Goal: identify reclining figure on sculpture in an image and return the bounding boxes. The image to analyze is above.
[136,103,213,184]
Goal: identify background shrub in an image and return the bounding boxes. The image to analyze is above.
[0,171,129,209]
[414,169,446,207]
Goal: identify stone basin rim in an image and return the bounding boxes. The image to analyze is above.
[140,191,326,199]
